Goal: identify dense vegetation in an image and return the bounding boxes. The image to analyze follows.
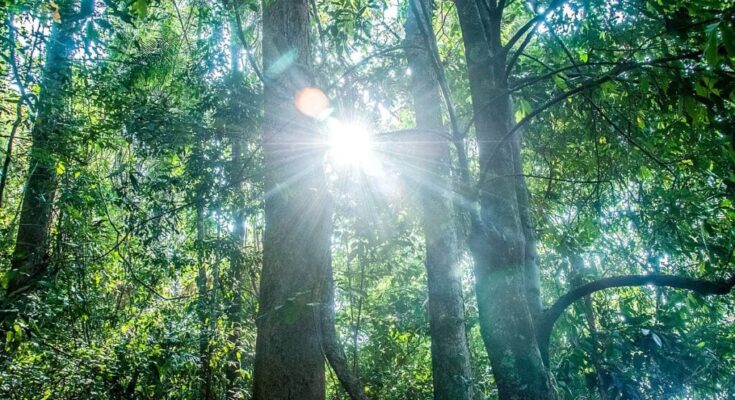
[1,0,734,398]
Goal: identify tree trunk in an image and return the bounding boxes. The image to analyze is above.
[567,253,609,400]
[196,204,214,400]
[319,260,368,400]
[453,1,553,398]
[253,0,331,398]
[404,1,475,399]
[2,2,77,334]
[225,16,248,397]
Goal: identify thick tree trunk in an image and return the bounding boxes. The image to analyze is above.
[404,1,475,399]
[453,1,553,398]
[253,0,330,398]
[2,3,76,333]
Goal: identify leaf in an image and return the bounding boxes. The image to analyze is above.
[636,114,646,129]
[704,23,720,66]
[694,81,709,98]
[683,96,706,125]
[639,75,650,94]
[636,166,652,180]
[515,99,531,122]
[552,74,569,90]
[578,49,589,63]
[55,161,65,175]
[131,0,148,19]
[515,109,524,122]
[651,332,662,347]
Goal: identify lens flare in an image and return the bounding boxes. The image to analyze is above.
[326,120,377,172]
[295,87,330,119]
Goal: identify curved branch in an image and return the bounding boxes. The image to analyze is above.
[537,274,735,356]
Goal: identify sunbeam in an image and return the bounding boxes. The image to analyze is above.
[325,119,377,171]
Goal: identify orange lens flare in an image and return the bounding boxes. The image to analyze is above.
[294,87,330,119]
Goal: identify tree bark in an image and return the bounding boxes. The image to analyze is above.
[404,1,475,399]
[253,0,331,398]
[453,1,553,398]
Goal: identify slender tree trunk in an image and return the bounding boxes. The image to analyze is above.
[404,1,475,399]
[2,2,78,334]
[0,14,26,209]
[196,204,214,400]
[319,260,368,400]
[453,1,553,398]
[253,0,331,398]
[225,17,248,397]
[567,253,609,400]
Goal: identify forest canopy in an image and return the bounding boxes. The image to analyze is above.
[1,0,735,399]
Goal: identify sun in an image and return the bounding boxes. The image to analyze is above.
[325,119,375,167]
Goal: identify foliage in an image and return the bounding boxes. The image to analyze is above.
[1,0,734,398]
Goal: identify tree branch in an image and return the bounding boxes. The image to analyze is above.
[0,14,29,208]
[476,50,701,188]
[537,273,735,355]
[504,0,568,60]
[408,0,471,184]
[230,4,265,84]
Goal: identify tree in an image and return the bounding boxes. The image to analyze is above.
[2,0,94,342]
[404,0,474,398]
[1,0,735,399]
[451,0,553,396]
[450,0,735,397]
[253,0,332,398]
[224,12,251,396]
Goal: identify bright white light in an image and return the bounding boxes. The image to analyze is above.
[326,120,374,167]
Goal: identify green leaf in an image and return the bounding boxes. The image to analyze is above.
[578,49,589,63]
[639,75,650,94]
[704,23,720,66]
[131,0,148,18]
[55,161,65,175]
[694,81,709,98]
[636,114,646,129]
[636,165,653,180]
[515,99,531,122]
[552,75,569,90]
